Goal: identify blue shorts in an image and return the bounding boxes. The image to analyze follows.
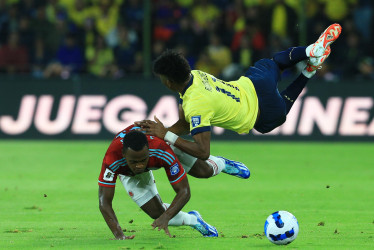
[244,59,286,134]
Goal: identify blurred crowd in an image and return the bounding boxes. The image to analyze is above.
[0,0,373,81]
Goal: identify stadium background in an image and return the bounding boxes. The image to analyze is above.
[1,1,374,249]
[0,0,373,141]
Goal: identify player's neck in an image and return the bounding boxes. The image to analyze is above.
[178,74,192,94]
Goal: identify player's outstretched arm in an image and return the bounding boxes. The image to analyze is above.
[151,176,191,237]
[99,186,135,240]
[169,131,211,160]
[138,116,211,160]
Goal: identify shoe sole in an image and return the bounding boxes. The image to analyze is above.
[319,23,342,49]
[309,23,342,57]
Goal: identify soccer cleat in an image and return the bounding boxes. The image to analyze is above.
[306,23,342,58]
[306,46,331,72]
[188,210,218,237]
[217,156,250,179]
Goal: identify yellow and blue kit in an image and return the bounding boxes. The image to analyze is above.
[179,70,259,136]
[179,46,313,135]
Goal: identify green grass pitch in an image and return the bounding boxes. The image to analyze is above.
[1,141,373,249]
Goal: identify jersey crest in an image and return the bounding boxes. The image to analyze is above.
[191,115,201,128]
[170,163,180,175]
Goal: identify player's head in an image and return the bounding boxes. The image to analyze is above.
[122,131,149,175]
[153,49,191,91]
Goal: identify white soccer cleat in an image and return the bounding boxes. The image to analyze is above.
[306,23,342,58]
[306,46,331,72]
[188,210,218,237]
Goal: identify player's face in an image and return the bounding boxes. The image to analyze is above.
[158,74,174,90]
[124,146,150,175]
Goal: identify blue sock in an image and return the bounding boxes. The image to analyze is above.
[272,46,308,71]
[281,73,309,114]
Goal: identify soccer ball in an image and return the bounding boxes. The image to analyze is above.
[264,211,299,245]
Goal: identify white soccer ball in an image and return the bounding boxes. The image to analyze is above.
[264,211,299,245]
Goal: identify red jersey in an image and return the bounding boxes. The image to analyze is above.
[98,125,186,188]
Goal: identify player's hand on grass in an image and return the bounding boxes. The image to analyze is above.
[136,116,167,139]
[113,235,135,240]
[152,215,171,237]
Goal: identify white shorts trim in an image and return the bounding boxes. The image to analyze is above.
[119,171,159,207]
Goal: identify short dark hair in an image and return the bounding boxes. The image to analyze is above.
[122,131,149,154]
[153,49,191,85]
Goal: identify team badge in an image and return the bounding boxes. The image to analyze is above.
[191,116,201,128]
[170,163,180,176]
[103,168,115,181]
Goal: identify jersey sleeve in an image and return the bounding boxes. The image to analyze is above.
[154,142,187,185]
[184,96,214,136]
[98,140,122,188]
[98,162,118,187]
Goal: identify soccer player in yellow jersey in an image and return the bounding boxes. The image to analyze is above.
[137,24,342,165]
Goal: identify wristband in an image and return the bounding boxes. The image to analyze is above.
[164,131,179,145]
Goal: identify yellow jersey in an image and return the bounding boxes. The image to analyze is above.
[179,70,259,135]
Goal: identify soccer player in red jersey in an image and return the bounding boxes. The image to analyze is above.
[98,124,247,239]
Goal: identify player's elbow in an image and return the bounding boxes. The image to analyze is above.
[99,203,106,213]
[197,142,210,160]
[178,185,191,203]
[99,200,111,214]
